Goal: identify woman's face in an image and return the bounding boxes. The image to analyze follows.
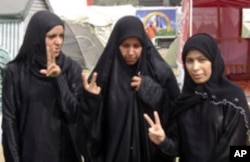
[119,37,142,65]
[45,25,64,57]
[185,49,212,84]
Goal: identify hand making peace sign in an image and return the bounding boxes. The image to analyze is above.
[40,46,61,77]
[82,72,101,95]
[144,111,166,145]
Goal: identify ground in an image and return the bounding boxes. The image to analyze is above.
[0,146,3,162]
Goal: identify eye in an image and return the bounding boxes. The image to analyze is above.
[185,58,193,63]
[60,34,64,39]
[46,34,56,39]
[121,44,130,48]
[198,57,208,62]
[133,44,141,49]
[121,44,141,49]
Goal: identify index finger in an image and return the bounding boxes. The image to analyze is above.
[143,113,155,127]
[81,71,88,88]
[46,46,56,65]
[46,46,52,65]
[90,72,98,85]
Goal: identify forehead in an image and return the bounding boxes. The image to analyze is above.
[186,49,206,59]
[46,25,64,33]
[121,37,141,44]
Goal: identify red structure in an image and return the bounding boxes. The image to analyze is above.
[179,0,250,96]
[87,0,93,6]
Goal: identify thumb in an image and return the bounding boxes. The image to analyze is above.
[40,69,48,76]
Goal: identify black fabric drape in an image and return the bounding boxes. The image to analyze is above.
[88,16,180,162]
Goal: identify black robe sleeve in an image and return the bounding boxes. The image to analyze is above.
[2,66,21,162]
[52,61,102,161]
[137,75,163,108]
[137,74,180,109]
[80,90,102,131]
[209,104,248,162]
[158,118,179,157]
[77,90,102,162]
[51,61,84,123]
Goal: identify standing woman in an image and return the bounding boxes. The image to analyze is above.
[144,33,250,162]
[87,16,180,162]
[2,11,100,162]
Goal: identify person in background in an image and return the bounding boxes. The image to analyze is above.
[144,33,250,162]
[145,20,157,45]
[1,10,100,162]
[87,15,180,162]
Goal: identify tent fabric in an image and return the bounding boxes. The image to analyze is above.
[191,0,250,67]
[189,0,250,97]
[192,7,248,64]
[193,0,250,7]
[0,0,30,19]
[62,22,104,70]
[177,0,250,93]
[0,0,52,20]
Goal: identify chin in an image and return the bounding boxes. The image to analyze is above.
[54,52,60,57]
[194,79,207,84]
[126,62,136,65]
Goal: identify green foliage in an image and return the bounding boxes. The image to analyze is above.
[156,29,176,36]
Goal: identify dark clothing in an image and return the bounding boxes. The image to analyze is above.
[159,33,250,162]
[88,16,180,162]
[2,55,84,162]
[161,95,248,162]
[1,11,89,162]
[0,48,11,111]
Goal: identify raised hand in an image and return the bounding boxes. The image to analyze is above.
[82,72,101,95]
[131,71,141,91]
[40,46,61,77]
[144,111,166,145]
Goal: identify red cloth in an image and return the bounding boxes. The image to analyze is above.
[146,25,156,39]
[87,0,93,6]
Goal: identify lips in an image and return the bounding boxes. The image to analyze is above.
[53,47,61,53]
[54,50,60,53]
[192,74,203,80]
[125,58,135,62]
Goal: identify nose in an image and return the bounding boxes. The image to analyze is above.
[127,46,135,55]
[55,36,63,45]
[192,61,200,70]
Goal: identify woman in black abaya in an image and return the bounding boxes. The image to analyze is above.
[87,16,180,162]
[2,11,100,162]
[144,33,250,162]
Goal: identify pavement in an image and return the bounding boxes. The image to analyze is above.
[0,146,3,162]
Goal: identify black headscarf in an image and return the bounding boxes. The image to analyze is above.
[91,15,170,91]
[11,11,66,74]
[173,33,250,120]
